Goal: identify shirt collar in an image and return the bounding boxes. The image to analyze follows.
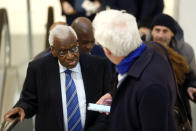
[58,60,80,74]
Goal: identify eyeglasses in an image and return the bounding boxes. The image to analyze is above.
[52,46,79,57]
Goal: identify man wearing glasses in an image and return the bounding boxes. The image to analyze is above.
[4,25,112,131]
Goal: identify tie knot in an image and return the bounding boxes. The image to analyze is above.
[65,69,72,75]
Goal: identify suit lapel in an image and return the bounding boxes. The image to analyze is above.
[80,53,100,128]
[79,53,91,104]
[45,55,64,131]
[128,47,153,78]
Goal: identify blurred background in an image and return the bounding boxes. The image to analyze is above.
[0,0,196,130]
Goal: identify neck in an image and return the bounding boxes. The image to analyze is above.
[113,56,126,65]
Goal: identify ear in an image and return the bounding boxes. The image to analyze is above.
[103,47,112,56]
[171,31,174,37]
[50,47,57,57]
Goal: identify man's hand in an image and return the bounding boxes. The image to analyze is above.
[4,107,25,123]
[187,87,196,100]
[96,93,112,106]
[62,1,76,15]
[96,93,112,115]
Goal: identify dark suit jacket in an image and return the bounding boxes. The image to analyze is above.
[109,44,177,131]
[15,53,112,131]
[108,0,163,21]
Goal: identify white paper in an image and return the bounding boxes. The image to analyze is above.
[87,103,111,113]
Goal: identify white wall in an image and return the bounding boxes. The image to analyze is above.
[179,0,196,52]
[0,0,65,64]
[179,1,196,130]
[163,0,196,52]
[0,0,65,35]
[163,0,175,16]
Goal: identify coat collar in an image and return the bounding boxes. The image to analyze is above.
[79,52,91,103]
[127,47,153,78]
[79,52,90,70]
[44,54,64,131]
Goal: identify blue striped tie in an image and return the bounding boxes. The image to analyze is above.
[65,70,82,131]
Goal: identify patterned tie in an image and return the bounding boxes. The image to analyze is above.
[65,70,82,131]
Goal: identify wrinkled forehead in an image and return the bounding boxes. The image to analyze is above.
[54,33,78,48]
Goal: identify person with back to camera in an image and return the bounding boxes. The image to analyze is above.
[93,9,177,131]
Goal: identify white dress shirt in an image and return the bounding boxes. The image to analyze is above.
[58,61,86,131]
[117,73,128,88]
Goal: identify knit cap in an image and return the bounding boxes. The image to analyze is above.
[151,14,177,34]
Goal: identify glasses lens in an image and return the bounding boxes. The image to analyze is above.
[54,44,79,57]
[72,46,78,53]
[59,50,67,56]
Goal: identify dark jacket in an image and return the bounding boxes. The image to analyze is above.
[15,53,112,131]
[108,0,164,21]
[109,44,177,131]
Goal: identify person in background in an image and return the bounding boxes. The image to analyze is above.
[138,18,152,41]
[4,25,112,131]
[60,0,105,25]
[93,9,177,131]
[107,0,164,22]
[71,17,95,54]
[71,17,115,75]
[150,13,196,124]
[150,14,196,72]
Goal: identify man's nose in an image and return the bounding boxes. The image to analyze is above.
[157,31,164,38]
[86,43,94,49]
[66,51,74,58]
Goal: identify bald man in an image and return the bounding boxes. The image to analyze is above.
[71,17,115,75]
[71,17,96,54]
[71,17,109,57]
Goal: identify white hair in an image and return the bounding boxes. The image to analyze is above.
[48,25,77,46]
[92,9,142,56]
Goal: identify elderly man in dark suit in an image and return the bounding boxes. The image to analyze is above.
[93,10,177,131]
[4,25,111,131]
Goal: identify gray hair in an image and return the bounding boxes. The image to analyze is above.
[48,25,77,46]
[92,9,142,56]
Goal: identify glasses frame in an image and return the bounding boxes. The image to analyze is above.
[51,45,79,57]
